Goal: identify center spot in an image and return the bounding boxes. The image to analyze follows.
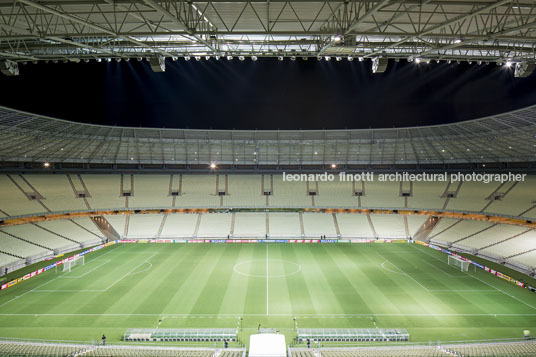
[233,259,302,278]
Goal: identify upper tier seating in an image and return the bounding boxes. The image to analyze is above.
[0,174,534,220]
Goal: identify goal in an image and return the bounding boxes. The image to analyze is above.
[448,255,472,272]
[62,256,84,272]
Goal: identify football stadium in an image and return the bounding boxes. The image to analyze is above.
[2,0,536,356]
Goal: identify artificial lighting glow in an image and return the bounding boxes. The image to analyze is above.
[43,162,50,168]
[209,163,217,169]
[105,58,111,62]
[96,58,102,62]
[251,56,258,61]
[336,56,342,61]
[227,55,233,60]
[215,55,220,60]
[415,57,422,63]
[331,164,337,169]
[505,60,512,67]
[205,56,211,60]
[324,56,331,61]
[195,56,201,61]
[347,56,354,61]
[333,35,342,42]
[184,56,191,61]
[238,56,245,61]
[454,38,462,44]
[358,57,364,62]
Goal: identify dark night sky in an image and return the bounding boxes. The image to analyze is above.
[1,58,536,130]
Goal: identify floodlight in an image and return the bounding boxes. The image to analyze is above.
[336,56,342,61]
[106,58,111,62]
[331,164,337,169]
[302,57,308,61]
[172,56,178,61]
[251,55,258,61]
[238,55,245,61]
[137,57,142,61]
[210,162,217,169]
[195,56,201,61]
[205,56,211,60]
[317,56,322,61]
[505,60,512,67]
[43,162,50,168]
[454,38,463,44]
[96,58,102,62]
[358,57,364,62]
[115,58,121,62]
[347,56,354,61]
[184,55,191,61]
[124,58,130,62]
[334,35,342,42]
[278,56,284,61]
[227,55,233,60]
[414,57,421,63]
[324,56,331,61]
[215,55,221,60]
[290,56,296,61]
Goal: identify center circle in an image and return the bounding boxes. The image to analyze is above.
[233,259,302,278]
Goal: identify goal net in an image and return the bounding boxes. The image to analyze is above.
[448,255,470,272]
[63,256,84,272]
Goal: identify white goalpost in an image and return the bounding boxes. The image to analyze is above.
[448,255,473,272]
[62,256,85,272]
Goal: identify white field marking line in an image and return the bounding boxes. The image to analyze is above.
[421,259,467,278]
[32,252,158,293]
[128,261,153,276]
[60,260,111,279]
[266,244,269,316]
[380,261,406,275]
[0,245,124,308]
[377,251,494,293]
[413,244,536,311]
[375,251,430,292]
[233,260,301,278]
[3,313,536,317]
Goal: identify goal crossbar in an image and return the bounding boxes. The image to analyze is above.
[62,255,84,272]
[448,255,471,272]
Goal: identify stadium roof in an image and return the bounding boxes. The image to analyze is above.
[0,0,536,64]
[0,104,535,170]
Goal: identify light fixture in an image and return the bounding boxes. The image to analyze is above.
[251,55,258,61]
[106,58,111,62]
[290,56,296,61]
[215,55,221,60]
[415,57,421,63]
[227,55,233,60]
[333,35,342,42]
[172,56,178,61]
[331,164,337,169]
[195,56,201,61]
[336,56,342,61]
[454,38,463,44]
[358,57,364,62]
[43,162,50,168]
[238,55,245,61]
[324,56,331,61]
[278,56,284,61]
[347,56,354,61]
[317,56,322,61]
[115,58,121,62]
[210,162,217,169]
[205,56,211,60]
[96,58,102,62]
[505,60,512,67]
[184,56,191,61]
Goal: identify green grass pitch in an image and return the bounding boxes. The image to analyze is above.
[0,242,535,347]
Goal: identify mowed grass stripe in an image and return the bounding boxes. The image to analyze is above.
[279,244,315,316]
